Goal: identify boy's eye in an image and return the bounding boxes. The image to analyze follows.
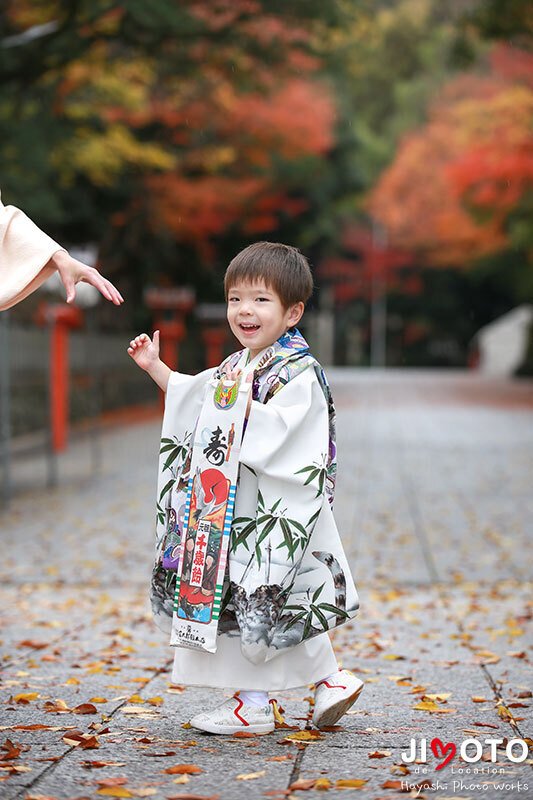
[256,297,269,302]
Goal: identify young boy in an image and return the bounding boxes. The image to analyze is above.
[128,242,362,735]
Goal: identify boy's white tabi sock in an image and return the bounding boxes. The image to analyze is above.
[238,690,269,707]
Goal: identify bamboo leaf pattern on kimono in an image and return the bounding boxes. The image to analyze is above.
[256,517,278,548]
[158,478,175,503]
[307,508,321,528]
[310,603,329,632]
[230,516,256,552]
[302,612,314,640]
[282,610,308,630]
[157,432,192,509]
[312,582,325,603]
[278,517,294,556]
[220,586,232,615]
[316,602,351,620]
[162,447,185,471]
[270,497,282,513]
[159,442,176,454]
[160,433,191,472]
[290,519,308,538]
[295,458,328,499]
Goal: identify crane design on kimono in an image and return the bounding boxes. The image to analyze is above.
[190,466,227,523]
[229,547,348,663]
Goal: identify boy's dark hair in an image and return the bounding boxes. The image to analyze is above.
[224,242,314,309]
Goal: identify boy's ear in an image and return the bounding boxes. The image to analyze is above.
[288,301,304,326]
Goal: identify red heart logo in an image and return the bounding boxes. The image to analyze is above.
[431,737,456,770]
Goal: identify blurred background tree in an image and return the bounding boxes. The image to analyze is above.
[1,0,531,366]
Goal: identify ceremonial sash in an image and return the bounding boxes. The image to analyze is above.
[169,370,251,653]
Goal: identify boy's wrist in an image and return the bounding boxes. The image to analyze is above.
[146,358,164,377]
[145,358,171,392]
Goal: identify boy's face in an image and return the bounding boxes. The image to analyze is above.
[227,280,304,359]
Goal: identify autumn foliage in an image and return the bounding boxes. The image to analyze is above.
[318,225,414,305]
[29,2,336,260]
[145,80,334,252]
[368,45,533,266]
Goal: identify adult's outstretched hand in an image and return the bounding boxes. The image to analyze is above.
[51,249,124,305]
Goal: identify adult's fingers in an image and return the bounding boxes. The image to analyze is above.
[83,268,124,304]
[62,275,76,304]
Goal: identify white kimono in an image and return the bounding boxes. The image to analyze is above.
[0,191,62,311]
[151,329,359,690]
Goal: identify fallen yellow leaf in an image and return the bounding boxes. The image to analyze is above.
[414,699,439,712]
[146,697,163,706]
[13,693,39,703]
[284,730,324,742]
[475,650,500,664]
[425,693,451,701]
[497,704,515,722]
[96,789,133,798]
[121,706,159,715]
[391,764,410,775]
[236,770,266,780]
[44,699,70,712]
[336,778,368,788]
[413,699,457,714]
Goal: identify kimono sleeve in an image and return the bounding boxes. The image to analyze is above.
[0,193,62,311]
[241,366,329,483]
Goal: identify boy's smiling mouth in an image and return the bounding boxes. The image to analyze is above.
[239,323,260,334]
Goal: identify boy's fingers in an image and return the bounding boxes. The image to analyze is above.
[153,330,160,345]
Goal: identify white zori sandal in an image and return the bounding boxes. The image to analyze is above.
[188,693,276,735]
[312,669,364,729]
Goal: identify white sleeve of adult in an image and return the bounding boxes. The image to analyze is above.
[0,192,63,311]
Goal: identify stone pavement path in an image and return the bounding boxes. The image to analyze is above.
[0,370,532,800]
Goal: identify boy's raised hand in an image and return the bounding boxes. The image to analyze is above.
[128,330,160,371]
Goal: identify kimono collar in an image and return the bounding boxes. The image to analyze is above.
[219,327,310,377]
[252,327,310,375]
